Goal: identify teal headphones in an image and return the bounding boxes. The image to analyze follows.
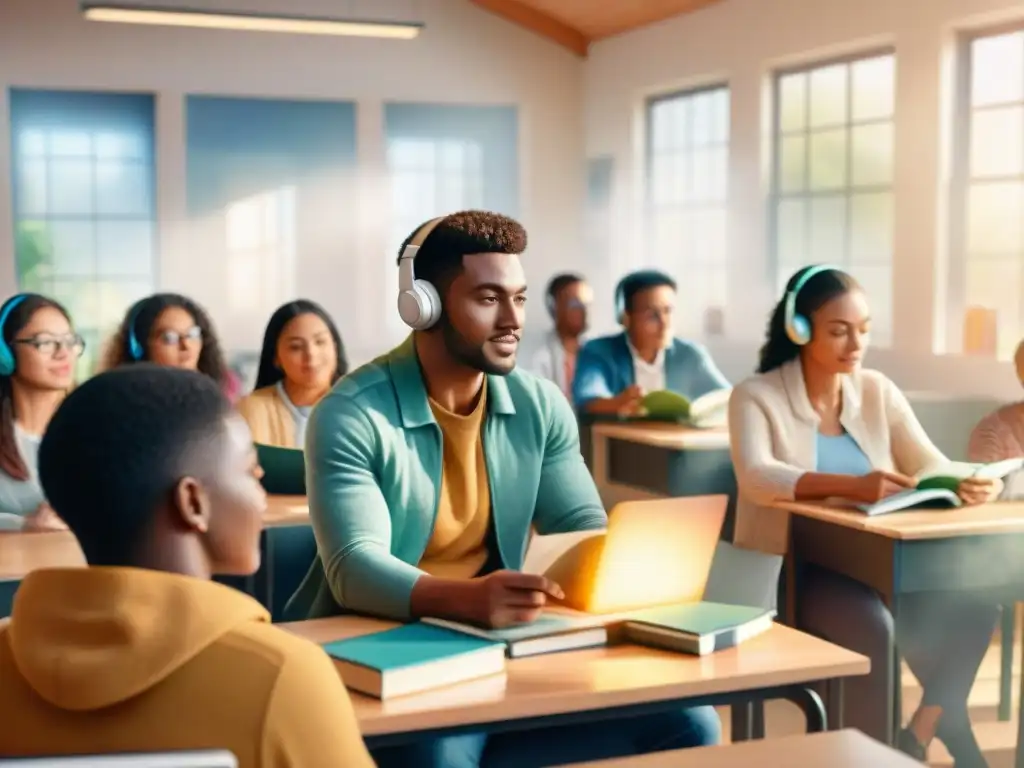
[126,298,147,361]
[784,264,842,345]
[0,294,30,376]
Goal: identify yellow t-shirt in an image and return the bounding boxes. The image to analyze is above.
[419,382,491,580]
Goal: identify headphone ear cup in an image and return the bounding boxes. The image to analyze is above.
[788,314,812,346]
[0,347,15,377]
[416,279,442,330]
[398,280,442,331]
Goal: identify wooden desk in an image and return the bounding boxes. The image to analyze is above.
[778,499,1024,762]
[282,616,869,748]
[566,729,921,767]
[589,422,735,536]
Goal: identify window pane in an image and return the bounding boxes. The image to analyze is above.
[652,210,685,256]
[809,128,848,190]
[17,130,46,157]
[970,106,1024,178]
[776,198,806,267]
[809,64,848,128]
[691,208,727,264]
[96,132,146,160]
[96,161,152,216]
[692,92,714,146]
[388,138,433,169]
[712,89,730,144]
[691,149,714,202]
[49,159,94,215]
[965,258,1021,358]
[967,182,1024,255]
[851,123,894,186]
[16,160,47,216]
[971,32,1024,107]
[95,279,152,328]
[650,156,674,206]
[809,197,847,262]
[779,73,807,132]
[780,135,806,192]
[438,175,465,210]
[850,192,893,263]
[49,131,92,157]
[651,100,676,150]
[97,221,154,277]
[848,264,892,346]
[49,221,95,277]
[852,55,895,121]
[439,141,467,173]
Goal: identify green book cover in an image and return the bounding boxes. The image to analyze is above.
[916,457,1024,492]
[623,602,774,637]
[635,388,731,426]
[323,623,503,672]
[255,442,306,495]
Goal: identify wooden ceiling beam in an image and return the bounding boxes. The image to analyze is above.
[469,0,589,57]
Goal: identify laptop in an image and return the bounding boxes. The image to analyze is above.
[537,495,727,615]
[0,752,237,768]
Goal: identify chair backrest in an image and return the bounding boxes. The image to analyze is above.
[0,751,238,768]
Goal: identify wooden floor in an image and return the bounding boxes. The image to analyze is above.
[714,633,1020,767]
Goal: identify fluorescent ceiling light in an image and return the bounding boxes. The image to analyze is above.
[81,3,424,39]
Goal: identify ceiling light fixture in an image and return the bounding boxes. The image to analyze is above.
[80,2,424,39]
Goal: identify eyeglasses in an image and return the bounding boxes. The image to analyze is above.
[156,326,203,347]
[14,334,86,358]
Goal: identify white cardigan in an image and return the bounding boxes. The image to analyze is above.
[729,358,948,555]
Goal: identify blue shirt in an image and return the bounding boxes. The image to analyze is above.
[572,332,730,411]
[815,432,873,475]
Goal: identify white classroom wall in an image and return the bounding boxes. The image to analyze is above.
[585,0,1024,401]
[0,0,585,366]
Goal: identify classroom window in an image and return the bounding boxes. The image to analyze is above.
[9,89,157,375]
[949,30,1024,359]
[646,85,729,337]
[384,104,519,337]
[771,52,896,346]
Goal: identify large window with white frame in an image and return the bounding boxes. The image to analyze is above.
[772,51,896,346]
[950,29,1024,359]
[646,85,730,337]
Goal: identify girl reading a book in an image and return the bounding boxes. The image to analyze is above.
[238,300,347,449]
[730,265,1001,766]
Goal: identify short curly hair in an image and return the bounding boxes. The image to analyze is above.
[39,364,232,566]
[397,210,527,290]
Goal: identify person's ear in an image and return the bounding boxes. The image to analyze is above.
[619,311,630,329]
[172,476,211,535]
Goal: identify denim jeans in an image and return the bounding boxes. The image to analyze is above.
[371,705,721,768]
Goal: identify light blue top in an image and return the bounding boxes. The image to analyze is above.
[815,432,873,476]
[288,337,608,622]
[572,332,730,411]
[0,428,45,531]
[275,381,313,447]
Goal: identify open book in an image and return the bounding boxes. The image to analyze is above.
[857,457,1024,516]
[637,388,731,428]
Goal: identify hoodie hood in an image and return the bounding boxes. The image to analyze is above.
[5,567,269,711]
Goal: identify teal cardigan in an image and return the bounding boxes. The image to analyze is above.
[287,338,607,621]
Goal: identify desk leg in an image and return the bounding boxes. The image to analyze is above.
[1001,603,1015,722]
[826,679,845,730]
[789,686,827,734]
[730,703,752,743]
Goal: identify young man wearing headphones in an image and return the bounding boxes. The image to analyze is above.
[527,272,592,398]
[290,211,721,767]
[572,269,730,415]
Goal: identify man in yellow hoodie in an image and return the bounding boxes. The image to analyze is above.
[0,364,375,767]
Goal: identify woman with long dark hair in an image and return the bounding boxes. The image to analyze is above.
[237,299,347,448]
[103,293,236,400]
[0,293,84,531]
[730,265,1000,765]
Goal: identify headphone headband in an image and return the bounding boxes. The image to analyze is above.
[397,217,447,331]
[126,298,148,361]
[398,216,446,290]
[783,264,843,346]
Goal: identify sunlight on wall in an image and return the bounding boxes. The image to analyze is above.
[225,186,297,315]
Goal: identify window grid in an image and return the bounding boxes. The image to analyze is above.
[10,97,158,376]
[949,29,1024,359]
[770,51,896,346]
[645,84,730,337]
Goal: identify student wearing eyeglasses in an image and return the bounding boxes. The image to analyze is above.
[104,293,237,401]
[0,293,84,532]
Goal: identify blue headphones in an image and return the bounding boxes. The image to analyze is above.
[0,294,30,376]
[126,299,147,361]
[784,264,842,345]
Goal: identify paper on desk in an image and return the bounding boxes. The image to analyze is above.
[521,530,605,576]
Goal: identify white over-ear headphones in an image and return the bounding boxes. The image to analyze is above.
[397,216,446,330]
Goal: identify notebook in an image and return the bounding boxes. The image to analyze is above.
[423,613,608,658]
[322,623,506,699]
[621,602,776,656]
[254,443,306,495]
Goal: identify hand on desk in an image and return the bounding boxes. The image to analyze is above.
[852,470,917,503]
[612,385,645,417]
[957,476,1003,505]
[470,571,565,629]
[22,502,68,532]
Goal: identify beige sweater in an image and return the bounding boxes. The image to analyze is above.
[237,386,296,448]
[729,358,948,555]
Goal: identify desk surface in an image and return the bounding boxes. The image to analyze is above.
[591,421,730,451]
[778,500,1024,540]
[282,616,869,737]
[568,729,920,767]
[0,495,310,579]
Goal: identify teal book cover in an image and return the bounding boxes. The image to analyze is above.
[625,602,774,635]
[323,623,503,671]
[255,442,306,495]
